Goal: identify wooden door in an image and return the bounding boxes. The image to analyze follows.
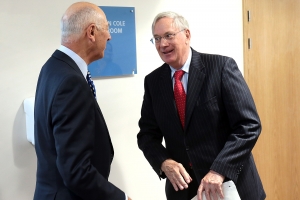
[243,0,300,199]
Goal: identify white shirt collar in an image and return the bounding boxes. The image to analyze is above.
[58,45,87,78]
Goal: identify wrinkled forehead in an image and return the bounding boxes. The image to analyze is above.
[153,17,178,35]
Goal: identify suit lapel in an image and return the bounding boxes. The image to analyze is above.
[53,49,100,104]
[159,64,183,130]
[185,50,206,131]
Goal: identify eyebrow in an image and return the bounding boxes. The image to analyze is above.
[153,31,174,37]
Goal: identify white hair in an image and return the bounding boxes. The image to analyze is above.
[60,6,103,43]
[152,11,189,34]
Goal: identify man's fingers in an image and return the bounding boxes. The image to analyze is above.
[217,184,224,199]
[205,190,211,200]
[179,167,192,184]
[211,189,219,200]
[198,171,225,200]
[168,171,186,191]
[177,176,188,189]
[199,180,224,200]
[170,175,187,190]
[197,183,204,200]
[162,160,191,190]
[208,181,223,200]
[171,181,179,191]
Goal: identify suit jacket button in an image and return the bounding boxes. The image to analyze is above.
[186,146,189,151]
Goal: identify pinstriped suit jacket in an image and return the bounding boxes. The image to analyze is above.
[137,48,266,200]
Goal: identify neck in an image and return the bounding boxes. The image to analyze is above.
[171,47,190,70]
[62,42,91,65]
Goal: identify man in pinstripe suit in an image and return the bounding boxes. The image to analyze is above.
[137,11,266,200]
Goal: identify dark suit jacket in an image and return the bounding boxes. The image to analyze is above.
[137,48,266,200]
[34,50,125,200]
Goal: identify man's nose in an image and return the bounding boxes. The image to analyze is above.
[107,34,111,41]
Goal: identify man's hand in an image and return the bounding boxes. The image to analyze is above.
[197,170,225,200]
[128,197,132,200]
[161,159,192,191]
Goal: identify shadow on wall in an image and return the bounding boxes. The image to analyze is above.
[12,103,37,198]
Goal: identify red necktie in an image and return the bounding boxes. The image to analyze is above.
[174,70,186,128]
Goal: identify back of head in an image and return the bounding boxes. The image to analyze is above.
[60,2,104,44]
[151,11,189,34]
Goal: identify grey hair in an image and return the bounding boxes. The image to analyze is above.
[151,11,189,34]
[60,6,103,43]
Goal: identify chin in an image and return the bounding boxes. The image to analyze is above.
[160,54,175,63]
[162,58,175,66]
[97,53,104,60]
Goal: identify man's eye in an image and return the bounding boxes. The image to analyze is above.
[154,37,161,41]
[165,34,173,39]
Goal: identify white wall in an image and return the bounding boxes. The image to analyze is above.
[0,0,243,199]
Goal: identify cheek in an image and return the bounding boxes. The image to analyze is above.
[100,39,106,48]
[155,45,160,52]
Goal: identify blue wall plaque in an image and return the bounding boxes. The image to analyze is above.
[88,6,137,77]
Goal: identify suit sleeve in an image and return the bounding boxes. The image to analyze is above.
[51,75,125,199]
[210,57,262,183]
[137,75,170,178]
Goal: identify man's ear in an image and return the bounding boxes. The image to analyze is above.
[185,29,191,44]
[185,29,191,39]
[87,24,96,42]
